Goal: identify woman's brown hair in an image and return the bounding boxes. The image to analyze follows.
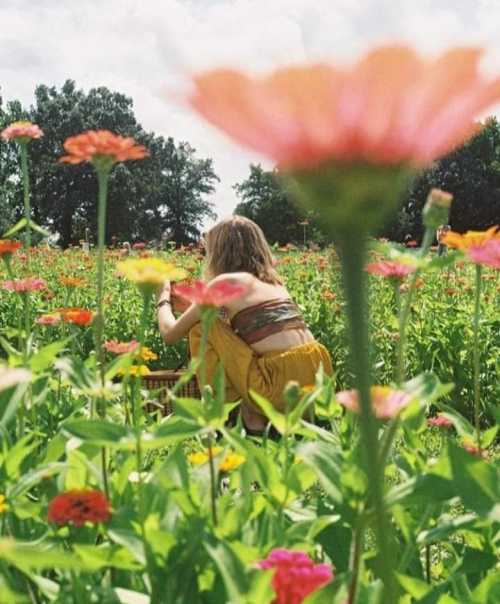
[204,216,282,284]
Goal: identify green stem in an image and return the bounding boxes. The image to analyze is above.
[473,264,482,452]
[348,514,365,604]
[396,227,435,384]
[337,234,396,602]
[19,144,31,252]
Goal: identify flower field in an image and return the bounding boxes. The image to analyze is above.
[2,44,500,604]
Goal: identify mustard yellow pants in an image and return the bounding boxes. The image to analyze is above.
[189,319,333,422]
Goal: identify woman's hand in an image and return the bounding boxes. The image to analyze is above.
[171,293,191,314]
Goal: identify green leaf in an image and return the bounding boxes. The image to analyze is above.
[62,419,131,447]
[297,441,344,505]
[204,539,249,602]
[8,463,66,498]
[417,514,478,545]
[73,544,143,571]
[449,443,500,520]
[402,372,454,406]
[250,390,286,433]
[3,217,50,238]
[470,571,500,604]
[114,589,149,604]
[29,339,70,372]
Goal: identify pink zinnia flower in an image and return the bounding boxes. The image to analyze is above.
[427,414,454,429]
[467,239,500,269]
[132,242,146,250]
[2,277,46,293]
[104,339,140,354]
[1,120,43,142]
[365,260,416,279]
[36,313,62,326]
[174,279,249,307]
[188,47,500,170]
[336,385,413,420]
[259,549,333,604]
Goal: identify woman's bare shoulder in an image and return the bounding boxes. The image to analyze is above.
[208,272,256,287]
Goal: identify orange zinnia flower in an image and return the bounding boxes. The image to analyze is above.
[60,130,148,166]
[59,308,94,326]
[59,276,86,288]
[189,46,500,169]
[442,226,499,250]
[0,240,22,257]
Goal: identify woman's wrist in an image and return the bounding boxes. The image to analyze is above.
[156,298,171,310]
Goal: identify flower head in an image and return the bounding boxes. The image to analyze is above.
[174,279,249,308]
[2,277,46,293]
[59,276,86,288]
[187,447,245,472]
[59,308,94,326]
[47,489,111,527]
[36,312,62,326]
[189,47,500,170]
[336,385,413,419]
[116,258,187,294]
[467,238,500,269]
[132,242,146,250]
[0,367,31,392]
[427,414,454,429]
[137,346,158,362]
[1,120,43,143]
[104,339,140,355]
[0,494,9,514]
[117,365,151,377]
[60,130,148,169]
[442,226,499,250]
[365,260,416,280]
[259,548,333,604]
[0,240,22,258]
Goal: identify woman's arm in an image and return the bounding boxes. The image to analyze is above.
[156,283,201,345]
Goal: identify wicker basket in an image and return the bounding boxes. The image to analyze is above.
[143,370,201,416]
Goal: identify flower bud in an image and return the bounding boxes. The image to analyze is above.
[422,188,453,230]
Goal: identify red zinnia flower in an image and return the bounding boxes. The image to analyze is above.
[2,277,46,292]
[174,279,249,307]
[188,47,500,170]
[259,549,333,604]
[59,308,94,326]
[1,120,43,142]
[427,414,454,429]
[104,339,140,354]
[47,489,111,526]
[60,130,148,165]
[0,240,22,257]
[365,260,416,279]
[467,239,500,269]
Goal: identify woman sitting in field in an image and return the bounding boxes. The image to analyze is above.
[156,216,332,434]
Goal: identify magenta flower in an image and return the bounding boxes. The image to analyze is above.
[1,120,43,142]
[2,277,46,293]
[336,386,413,420]
[467,239,500,269]
[259,549,333,604]
[174,279,249,308]
[365,260,416,280]
[132,242,146,250]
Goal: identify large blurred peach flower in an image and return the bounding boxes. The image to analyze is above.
[336,385,413,420]
[189,47,500,170]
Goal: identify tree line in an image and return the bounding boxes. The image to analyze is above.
[0,81,217,247]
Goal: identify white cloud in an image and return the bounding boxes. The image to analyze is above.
[2,0,500,223]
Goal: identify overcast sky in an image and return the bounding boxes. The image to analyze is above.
[2,0,500,222]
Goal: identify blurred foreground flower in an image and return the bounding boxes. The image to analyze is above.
[467,238,500,269]
[365,260,416,280]
[48,489,111,526]
[0,367,31,392]
[0,240,22,258]
[2,277,46,293]
[258,549,333,604]
[60,130,148,168]
[442,226,499,250]
[117,258,187,295]
[117,365,150,377]
[1,120,43,142]
[174,278,249,308]
[0,494,9,514]
[36,313,62,326]
[336,385,413,419]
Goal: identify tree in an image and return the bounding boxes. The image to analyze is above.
[387,117,500,241]
[233,164,323,245]
[1,80,218,246]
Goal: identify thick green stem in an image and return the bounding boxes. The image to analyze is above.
[337,234,396,602]
[396,227,435,384]
[348,515,365,604]
[473,264,482,451]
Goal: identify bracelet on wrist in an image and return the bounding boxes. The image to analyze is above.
[156,299,172,310]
